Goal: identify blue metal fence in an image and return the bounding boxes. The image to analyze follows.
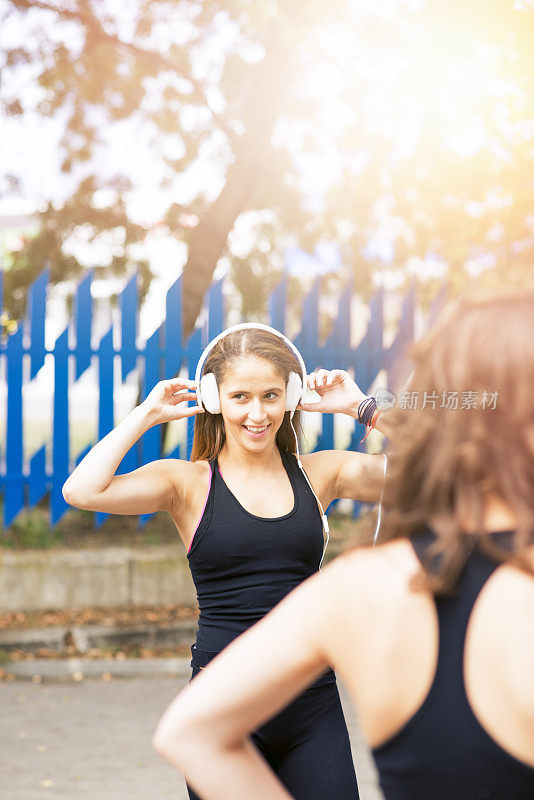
[0,268,438,530]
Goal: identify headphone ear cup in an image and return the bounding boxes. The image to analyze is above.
[200,373,221,414]
[286,371,303,412]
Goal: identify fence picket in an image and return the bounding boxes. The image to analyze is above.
[185,326,203,461]
[5,326,24,526]
[384,283,415,392]
[322,282,352,369]
[139,323,163,527]
[51,328,69,525]
[29,445,47,507]
[75,271,93,380]
[294,278,319,361]
[28,269,48,380]
[207,281,224,342]
[120,273,138,380]
[95,327,114,529]
[164,276,182,379]
[269,274,286,332]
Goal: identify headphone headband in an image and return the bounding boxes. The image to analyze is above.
[194,323,307,411]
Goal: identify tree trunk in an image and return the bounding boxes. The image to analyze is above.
[181,33,289,339]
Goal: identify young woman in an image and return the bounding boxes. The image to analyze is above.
[152,292,534,800]
[62,323,389,800]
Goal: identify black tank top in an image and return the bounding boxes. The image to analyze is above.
[187,450,325,653]
[372,530,534,800]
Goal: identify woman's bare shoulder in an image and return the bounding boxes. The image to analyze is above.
[300,540,432,686]
[320,539,424,616]
[299,450,343,474]
[166,458,211,477]
[329,538,419,578]
[171,457,211,483]
[144,458,210,489]
[163,458,212,509]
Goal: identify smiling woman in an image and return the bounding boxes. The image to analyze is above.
[62,320,389,800]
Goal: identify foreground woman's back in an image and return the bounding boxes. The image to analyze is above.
[152,522,534,800]
[328,532,534,799]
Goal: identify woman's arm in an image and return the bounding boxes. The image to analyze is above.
[153,565,343,800]
[297,369,390,503]
[300,449,386,505]
[62,378,202,515]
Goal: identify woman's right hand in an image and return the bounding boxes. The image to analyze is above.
[63,377,204,518]
[141,378,204,425]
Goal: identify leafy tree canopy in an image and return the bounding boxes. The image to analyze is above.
[1,0,533,329]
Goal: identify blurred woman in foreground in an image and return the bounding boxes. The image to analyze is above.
[153,289,534,800]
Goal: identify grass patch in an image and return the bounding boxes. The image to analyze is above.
[0,500,183,550]
[1,508,65,549]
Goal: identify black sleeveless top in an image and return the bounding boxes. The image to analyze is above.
[372,530,534,800]
[187,450,325,653]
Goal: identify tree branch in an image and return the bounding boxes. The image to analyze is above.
[9,0,238,147]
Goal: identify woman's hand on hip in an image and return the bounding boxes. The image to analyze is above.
[141,378,204,425]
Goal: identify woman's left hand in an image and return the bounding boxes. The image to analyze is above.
[297,369,366,416]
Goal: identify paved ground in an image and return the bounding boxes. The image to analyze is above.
[0,674,384,800]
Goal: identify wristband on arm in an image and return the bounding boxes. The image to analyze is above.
[356,396,380,443]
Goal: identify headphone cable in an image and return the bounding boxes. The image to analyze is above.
[290,413,330,570]
[373,452,388,546]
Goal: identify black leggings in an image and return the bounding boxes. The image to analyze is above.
[186,649,359,800]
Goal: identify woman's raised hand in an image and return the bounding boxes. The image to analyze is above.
[62,377,203,513]
[297,369,366,416]
[141,378,204,425]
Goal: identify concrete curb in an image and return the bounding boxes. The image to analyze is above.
[0,545,197,612]
[0,619,197,653]
[3,655,192,681]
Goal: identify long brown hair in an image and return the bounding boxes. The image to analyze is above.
[191,328,302,462]
[379,287,534,593]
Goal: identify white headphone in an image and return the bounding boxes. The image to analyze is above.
[195,323,307,415]
[194,323,330,568]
